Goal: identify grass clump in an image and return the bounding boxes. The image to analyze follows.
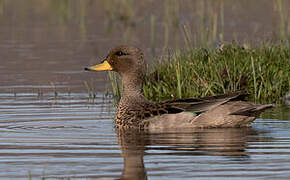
[111,43,290,104]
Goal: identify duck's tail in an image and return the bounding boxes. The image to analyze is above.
[190,102,274,128]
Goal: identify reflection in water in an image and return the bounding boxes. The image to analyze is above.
[118,129,147,180]
[117,127,260,179]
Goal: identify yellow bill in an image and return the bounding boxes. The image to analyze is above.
[85,60,113,71]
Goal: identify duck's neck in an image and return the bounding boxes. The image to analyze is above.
[117,73,149,111]
[121,73,143,97]
[115,73,150,126]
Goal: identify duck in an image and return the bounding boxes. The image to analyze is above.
[85,45,273,131]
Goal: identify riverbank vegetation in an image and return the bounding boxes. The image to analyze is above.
[110,43,289,104]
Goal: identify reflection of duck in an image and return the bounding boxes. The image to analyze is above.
[85,46,273,130]
[117,127,259,179]
[117,129,147,180]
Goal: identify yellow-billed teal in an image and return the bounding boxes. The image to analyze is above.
[85,46,273,131]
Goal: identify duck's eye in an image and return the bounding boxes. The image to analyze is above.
[116,51,126,56]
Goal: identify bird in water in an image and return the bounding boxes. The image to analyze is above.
[85,46,273,131]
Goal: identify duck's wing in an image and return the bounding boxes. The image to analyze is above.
[137,103,185,119]
[162,91,248,113]
[137,91,247,119]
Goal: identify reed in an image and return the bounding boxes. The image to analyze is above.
[49,81,58,97]
[84,80,96,100]
[163,0,179,50]
[150,15,156,58]
[219,0,224,41]
[176,60,182,98]
[108,71,122,105]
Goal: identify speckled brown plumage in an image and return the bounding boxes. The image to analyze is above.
[85,46,273,131]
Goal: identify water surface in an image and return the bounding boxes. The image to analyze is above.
[0,93,289,179]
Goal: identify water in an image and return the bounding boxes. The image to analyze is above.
[0,0,290,179]
[0,93,289,179]
[0,93,116,179]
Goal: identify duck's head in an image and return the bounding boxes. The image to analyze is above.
[85,46,146,79]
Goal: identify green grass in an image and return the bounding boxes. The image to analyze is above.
[110,43,290,104]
